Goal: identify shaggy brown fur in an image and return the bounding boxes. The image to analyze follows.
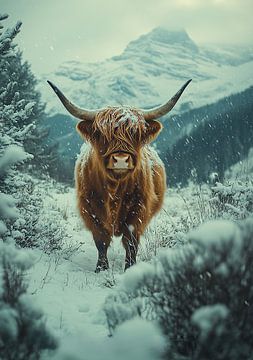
[75,107,166,272]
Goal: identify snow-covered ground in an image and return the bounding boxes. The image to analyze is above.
[26,169,252,349]
[25,185,198,355]
[28,190,116,342]
[1,168,251,359]
[1,144,245,360]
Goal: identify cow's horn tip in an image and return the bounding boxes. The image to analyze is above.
[47,80,55,89]
[47,80,60,95]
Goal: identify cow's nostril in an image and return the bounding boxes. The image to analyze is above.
[112,154,130,162]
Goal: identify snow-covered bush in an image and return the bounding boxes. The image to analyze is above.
[10,174,69,250]
[0,150,30,241]
[180,179,253,227]
[104,217,253,359]
[0,241,57,359]
[140,211,186,262]
[139,178,253,263]
[211,181,253,220]
[1,152,67,250]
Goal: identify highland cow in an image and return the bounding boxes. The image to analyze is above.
[48,79,191,272]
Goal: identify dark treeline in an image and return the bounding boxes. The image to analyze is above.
[155,95,235,154]
[43,113,81,184]
[163,86,253,186]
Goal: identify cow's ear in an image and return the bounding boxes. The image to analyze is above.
[142,120,163,144]
[76,120,96,141]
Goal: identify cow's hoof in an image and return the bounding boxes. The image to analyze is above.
[95,260,109,273]
[124,262,136,272]
[95,266,109,273]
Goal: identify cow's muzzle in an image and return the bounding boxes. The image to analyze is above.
[107,151,134,171]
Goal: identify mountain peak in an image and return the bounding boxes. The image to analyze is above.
[124,26,199,53]
[148,27,191,44]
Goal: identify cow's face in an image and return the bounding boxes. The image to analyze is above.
[47,80,191,179]
[48,80,191,179]
[77,107,162,179]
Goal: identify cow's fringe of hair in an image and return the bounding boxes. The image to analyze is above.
[92,107,148,156]
[93,107,146,142]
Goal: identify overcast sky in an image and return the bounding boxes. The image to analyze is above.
[1,0,253,74]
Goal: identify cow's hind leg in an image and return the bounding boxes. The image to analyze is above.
[122,227,140,271]
[93,231,111,273]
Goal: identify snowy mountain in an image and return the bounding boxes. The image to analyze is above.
[39,27,253,115]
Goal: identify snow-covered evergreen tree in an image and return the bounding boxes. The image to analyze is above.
[0,13,32,241]
[0,14,59,175]
[0,14,67,248]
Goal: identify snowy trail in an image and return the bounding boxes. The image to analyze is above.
[29,250,112,341]
[27,190,128,343]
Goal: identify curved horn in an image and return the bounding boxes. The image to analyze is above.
[142,79,192,121]
[47,81,97,121]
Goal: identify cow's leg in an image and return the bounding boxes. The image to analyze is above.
[122,227,140,271]
[93,231,111,273]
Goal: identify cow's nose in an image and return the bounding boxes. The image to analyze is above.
[112,154,130,169]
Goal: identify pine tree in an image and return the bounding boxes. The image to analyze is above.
[0,14,66,248]
[0,14,60,176]
[0,14,32,238]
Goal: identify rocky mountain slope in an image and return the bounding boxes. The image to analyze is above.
[39,27,253,116]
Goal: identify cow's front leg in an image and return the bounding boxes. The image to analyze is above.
[93,231,111,273]
[122,226,140,271]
